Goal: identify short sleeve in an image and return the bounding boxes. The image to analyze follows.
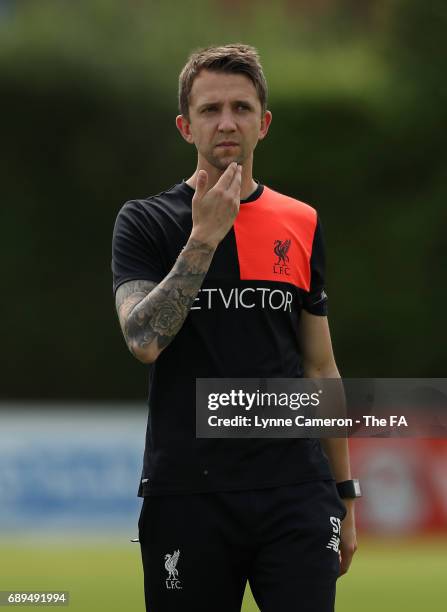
[111,200,166,294]
[302,216,328,316]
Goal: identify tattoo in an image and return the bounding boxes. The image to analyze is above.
[115,240,215,359]
[116,279,157,330]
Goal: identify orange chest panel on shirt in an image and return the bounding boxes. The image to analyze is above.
[233,186,317,291]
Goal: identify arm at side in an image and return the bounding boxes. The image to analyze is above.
[299,311,357,574]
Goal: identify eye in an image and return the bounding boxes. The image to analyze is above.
[202,106,217,113]
[236,103,250,112]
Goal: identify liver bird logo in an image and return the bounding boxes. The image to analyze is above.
[164,549,180,580]
[273,239,291,265]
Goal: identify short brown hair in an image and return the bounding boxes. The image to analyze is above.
[178,43,268,119]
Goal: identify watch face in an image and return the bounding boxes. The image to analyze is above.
[353,479,362,497]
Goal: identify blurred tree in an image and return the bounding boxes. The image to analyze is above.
[386,0,446,104]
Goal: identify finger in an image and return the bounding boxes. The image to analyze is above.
[194,170,209,201]
[215,161,237,190]
[339,547,355,576]
[227,163,242,197]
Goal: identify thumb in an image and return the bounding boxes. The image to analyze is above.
[194,170,208,201]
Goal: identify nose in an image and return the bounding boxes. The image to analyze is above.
[217,109,237,133]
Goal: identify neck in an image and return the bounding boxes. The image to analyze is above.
[186,156,258,200]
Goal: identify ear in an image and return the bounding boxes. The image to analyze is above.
[176,115,194,144]
[259,110,272,141]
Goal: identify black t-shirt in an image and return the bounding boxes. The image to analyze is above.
[112,181,333,496]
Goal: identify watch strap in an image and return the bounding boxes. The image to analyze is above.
[336,479,362,499]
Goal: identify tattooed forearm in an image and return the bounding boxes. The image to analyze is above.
[115,239,215,362]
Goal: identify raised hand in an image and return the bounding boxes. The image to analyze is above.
[191,162,242,249]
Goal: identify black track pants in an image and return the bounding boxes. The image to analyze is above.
[138,479,347,612]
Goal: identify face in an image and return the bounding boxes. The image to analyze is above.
[177,70,271,171]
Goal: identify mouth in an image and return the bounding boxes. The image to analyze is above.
[215,142,239,148]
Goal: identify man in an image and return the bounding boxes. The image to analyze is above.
[112,44,358,612]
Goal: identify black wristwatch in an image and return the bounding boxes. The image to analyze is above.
[336,479,362,499]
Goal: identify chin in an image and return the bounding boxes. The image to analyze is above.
[209,154,243,171]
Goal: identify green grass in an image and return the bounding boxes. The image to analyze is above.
[1,537,446,611]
